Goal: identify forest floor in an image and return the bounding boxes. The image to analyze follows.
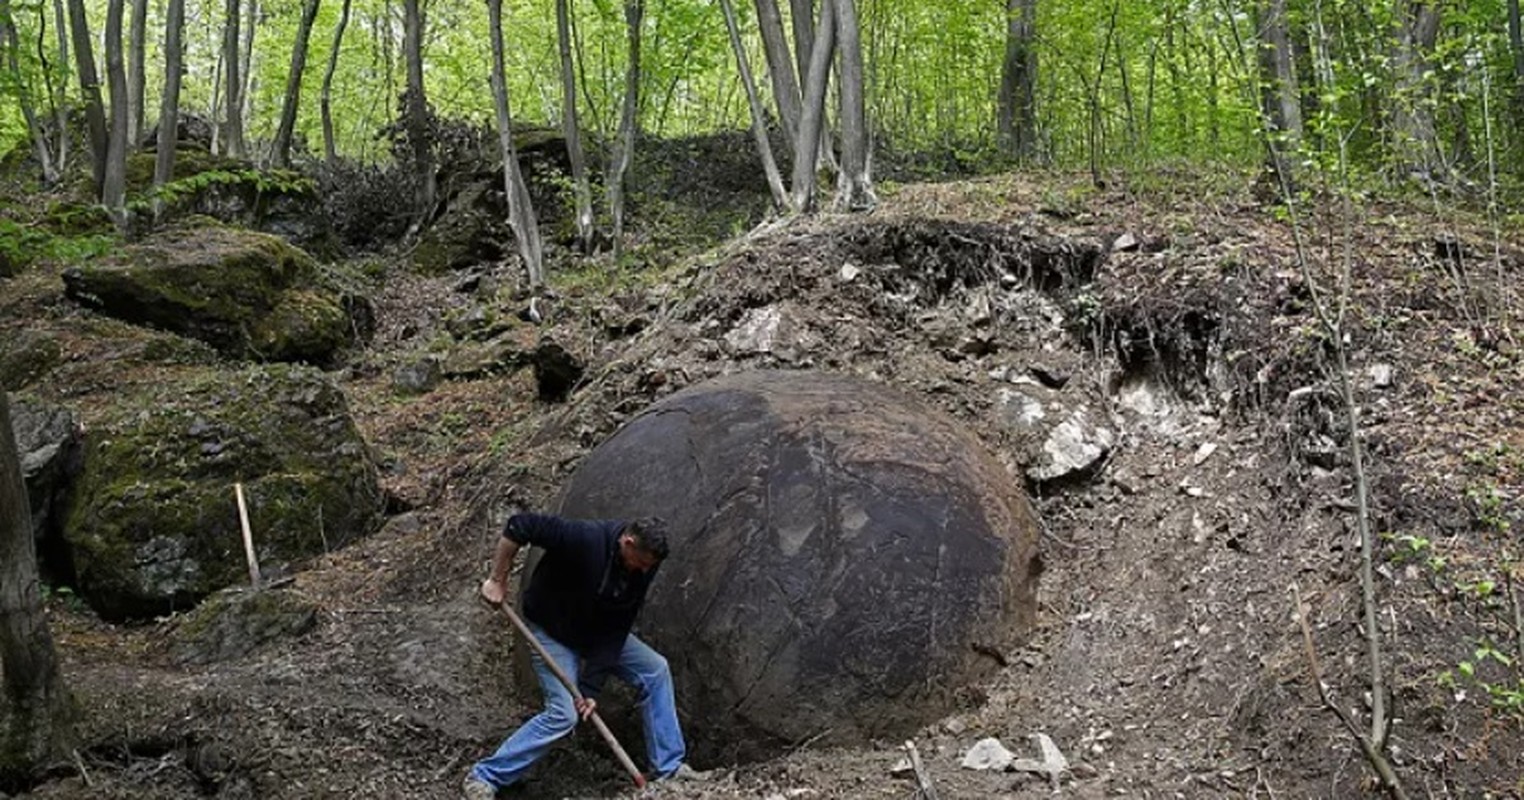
[6,166,1524,799]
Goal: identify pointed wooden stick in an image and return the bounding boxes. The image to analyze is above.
[234,482,261,588]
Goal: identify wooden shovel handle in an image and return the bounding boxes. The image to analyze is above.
[495,601,647,788]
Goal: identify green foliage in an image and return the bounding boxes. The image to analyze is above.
[127,167,316,212]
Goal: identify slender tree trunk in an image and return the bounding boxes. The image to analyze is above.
[997,0,1037,160]
[1507,0,1523,129]
[556,0,594,250]
[754,0,802,143]
[239,0,256,133]
[221,0,244,156]
[790,0,833,211]
[720,0,789,210]
[45,0,69,176]
[831,0,872,210]
[127,0,147,146]
[607,0,643,257]
[402,0,434,221]
[271,0,321,168]
[209,48,222,151]
[486,0,544,287]
[1390,0,1442,178]
[0,392,74,784]
[102,0,129,224]
[320,0,350,166]
[1256,0,1302,182]
[0,0,57,185]
[65,0,107,194]
[788,0,812,88]
[152,0,185,218]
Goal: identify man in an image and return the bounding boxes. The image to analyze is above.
[464,512,706,798]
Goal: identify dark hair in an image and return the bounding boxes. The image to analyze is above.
[624,517,671,560]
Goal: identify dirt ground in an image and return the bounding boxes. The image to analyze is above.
[8,170,1524,799]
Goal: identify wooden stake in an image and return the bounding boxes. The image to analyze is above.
[904,739,937,800]
[234,482,261,588]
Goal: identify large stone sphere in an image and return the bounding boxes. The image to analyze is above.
[557,370,1039,762]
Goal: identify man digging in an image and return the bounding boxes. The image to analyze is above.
[465,513,709,798]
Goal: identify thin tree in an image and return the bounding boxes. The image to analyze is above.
[271,0,322,168]
[319,0,351,166]
[152,0,186,218]
[1390,0,1441,179]
[1508,0,1523,129]
[719,0,789,210]
[790,0,833,211]
[0,392,74,783]
[486,0,544,287]
[45,0,70,176]
[997,0,1038,161]
[754,0,802,143]
[402,0,435,221]
[239,0,257,131]
[126,0,146,145]
[101,0,129,225]
[221,0,244,157]
[65,0,107,193]
[0,0,57,184]
[831,0,874,210]
[1255,0,1302,181]
[555,0,594,250]
[788,0,812,88]
[606,0,643,257]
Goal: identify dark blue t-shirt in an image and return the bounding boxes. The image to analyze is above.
[506,513,657,664]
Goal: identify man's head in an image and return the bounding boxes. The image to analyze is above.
[617,517,670,574]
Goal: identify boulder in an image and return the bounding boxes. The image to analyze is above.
[6,395,81,558]
[0,330,63,390]
[63,363,384,620]
[170,587,319,665]
[557,369,1040,762]
[412,181,508,275]
[62,222,372,365]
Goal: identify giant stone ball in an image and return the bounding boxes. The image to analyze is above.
[557,370,1040,762]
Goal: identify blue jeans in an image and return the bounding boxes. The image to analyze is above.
[471,624,687,788]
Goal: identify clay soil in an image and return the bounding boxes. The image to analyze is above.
[8,170,1524,799]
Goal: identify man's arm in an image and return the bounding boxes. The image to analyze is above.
[479,535,521,605]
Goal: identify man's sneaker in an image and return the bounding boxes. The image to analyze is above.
[462,773,496,800]
[657,763,713,783]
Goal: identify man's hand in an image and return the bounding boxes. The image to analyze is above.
[575,697,597,721]
[480,576,507,606]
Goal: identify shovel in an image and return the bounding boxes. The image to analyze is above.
[494,600,648,789]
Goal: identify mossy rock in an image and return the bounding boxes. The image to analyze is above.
[0,330,63,390]
[412,181,508,275]
[63,363,384,620]
[61,222,370,365]
[39,201,115,237]
[170,587,318,665]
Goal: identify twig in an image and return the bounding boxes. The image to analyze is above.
[1292,585,1410,800]
[234,482,262,589]
[904,739,938,800]
[72,749,92,787]
[1508,569,1523,669]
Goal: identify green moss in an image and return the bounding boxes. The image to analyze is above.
[0,330,63,389]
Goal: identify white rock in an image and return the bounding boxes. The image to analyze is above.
[960,737,1016,771]
[839,262,861,282]
[1192,442,1218,466]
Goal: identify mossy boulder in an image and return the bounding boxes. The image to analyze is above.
[61,222,372,365]
[0,330,62,391]
[63,363,384,620]
[170,587,318,665]
[412,181,508,275]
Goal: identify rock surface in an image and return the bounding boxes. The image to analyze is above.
[63,363,384,619]
[170,587,318,665]
[62,222,372,365]
[557,369,1040,762]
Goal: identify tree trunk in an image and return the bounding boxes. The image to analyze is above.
[1256,0,1302,182]
[48,0,70,177]
[607,0,643,258]
[754,0,802,143]
[402,0,434,221]
[270,0,322,168]
[1508,0,1523,128]
[831,0,873,210]
[152,0,185,218]
[319,0,350,166]
[790,0,833,211]
[65,0,107,194]
[127,0,147,146]
[239,0,256,134]
[997,0,1037,160]
[1390,0,1441,178]
[221,0,244,157]
[0,0,57,185]
[486,0,544,288]
[0,392,73,783]
[720,0,789,210]
[101,0,129,225]
[788,0,812,88]
[556,0,594,250]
